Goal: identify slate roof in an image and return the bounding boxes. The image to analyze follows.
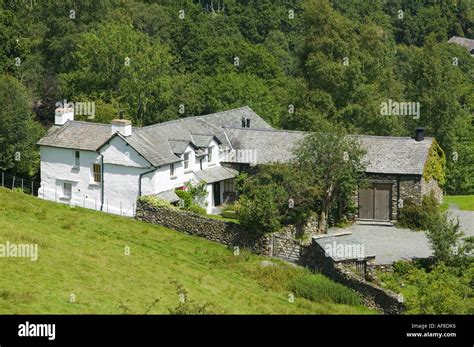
[194,166,238,183]
[38,106,433,176]
[224,128,433,176]
[168,140,192,155]
[37,121,112,151]
[313,233,375,262]
[448,36,474,53]
[353,135,433,175]
[37,106,272,167]
[155,189,180,203]
[223,127,306,164]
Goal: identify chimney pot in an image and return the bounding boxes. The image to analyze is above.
[415,127,424,142]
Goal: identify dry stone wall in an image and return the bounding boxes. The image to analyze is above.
[135,199,272,255]
[300,240,405,314]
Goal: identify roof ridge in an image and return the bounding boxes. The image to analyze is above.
[140,106,251,130]
[223,126,305,134]
[352,134,433,140]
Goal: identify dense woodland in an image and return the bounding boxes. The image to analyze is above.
[0,0,473,193]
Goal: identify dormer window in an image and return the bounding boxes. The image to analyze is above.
[183,152,190,170]
[74,151,80,167]
[208,146,214,163]
[241,117,251,128]
[170,163,175,177]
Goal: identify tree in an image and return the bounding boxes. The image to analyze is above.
[0,75,43,177]
[237,163,320,234]
[426,212,471,266]
[294,123,366,232]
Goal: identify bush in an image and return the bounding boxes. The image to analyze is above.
[403,263,474,314]
[398,192,440,230]
[288,273,362,306]
[175,189,192,208]
[137,196,177,210]
[186,204,207,215]
[426,212,466,266]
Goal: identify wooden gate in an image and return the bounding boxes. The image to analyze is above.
[271,234,301,262]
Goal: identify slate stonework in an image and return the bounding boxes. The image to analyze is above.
[135,199,272,256]
[299,240,405,314]
[354,173,442,221]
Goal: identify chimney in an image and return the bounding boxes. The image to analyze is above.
[415,127,424,142]
[111,119,132,137]
[55,107,74,125]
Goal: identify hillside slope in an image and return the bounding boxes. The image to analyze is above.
[0,188,372,314]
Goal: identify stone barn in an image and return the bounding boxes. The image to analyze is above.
[353,129,444,222]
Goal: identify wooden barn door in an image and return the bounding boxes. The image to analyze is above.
[359,183,391,221]
[359,187,374,219]
[374,184,391,221]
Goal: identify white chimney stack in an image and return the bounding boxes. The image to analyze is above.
[111,119,132,137]
[55,107,74,125]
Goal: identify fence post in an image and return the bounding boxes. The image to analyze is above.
[1,172,3,187]
[21,179,24,191]
[12,176,15,189]
[55,186,57,201]
[31,181,34,195]
[106,200,109,213]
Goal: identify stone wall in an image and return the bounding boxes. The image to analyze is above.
[300,240,404,314]
[354,173,429,221]
[135,199,272,256]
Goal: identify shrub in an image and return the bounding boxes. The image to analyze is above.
[398,192,440,230]
[426,212,466,266]
[137,196,177,210]
[288,274,362,306]
[175,189,192,208]
[186,204,206,215]
[403,263,473,314]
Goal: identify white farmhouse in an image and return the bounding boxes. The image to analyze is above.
[38,105,440,222]
[37,106,271,216]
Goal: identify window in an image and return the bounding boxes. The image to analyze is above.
[170,163,175,177]
[183,152,190,170]
[92,164,101,183]
[208,146,214,163]
[63,182,72,198]
[246,118,250,128]
[224,179,235,193]
[74,151,80,167]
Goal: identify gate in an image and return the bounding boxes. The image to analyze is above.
[271,234,301,262]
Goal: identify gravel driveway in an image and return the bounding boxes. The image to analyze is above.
[447,204,474,238]
[328,224,432,265]
[327,206,474,265]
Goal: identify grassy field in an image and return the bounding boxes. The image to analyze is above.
[0,188,373,314]
[441,195,474,211]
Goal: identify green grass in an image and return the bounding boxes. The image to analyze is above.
[442,195,474,211]
[205,213,240,224]
[0,188,373,314]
